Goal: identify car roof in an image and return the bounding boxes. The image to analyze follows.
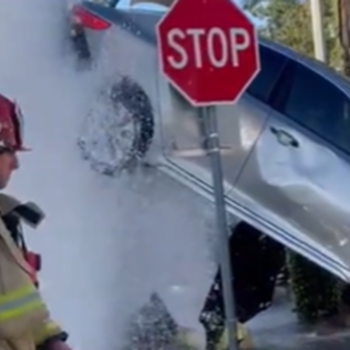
[83,1,350,97]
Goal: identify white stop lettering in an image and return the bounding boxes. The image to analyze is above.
[166,27,250,69]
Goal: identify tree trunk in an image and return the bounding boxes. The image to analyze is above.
[338,0,350,76]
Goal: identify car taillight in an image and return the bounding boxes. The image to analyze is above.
[72,4,111,31]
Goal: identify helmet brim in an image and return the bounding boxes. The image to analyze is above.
[16,146,31,152]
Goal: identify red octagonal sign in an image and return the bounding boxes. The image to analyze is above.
[157,0,260,106]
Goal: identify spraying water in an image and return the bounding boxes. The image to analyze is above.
[0,1,215,349]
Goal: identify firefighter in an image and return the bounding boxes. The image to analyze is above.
[0,93,71,350]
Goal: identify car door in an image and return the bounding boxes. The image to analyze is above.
[156,76,269,197]
[157,44,286,199]
[236,59,350,274]
[225,44,289,200]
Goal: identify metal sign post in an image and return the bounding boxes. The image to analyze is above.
[157,1,260,349]
[203,106,237,350]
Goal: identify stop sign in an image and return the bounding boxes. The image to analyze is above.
[157,0,260,106]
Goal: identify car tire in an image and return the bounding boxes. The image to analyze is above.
[110,76,154,160]
[78,76,155,175]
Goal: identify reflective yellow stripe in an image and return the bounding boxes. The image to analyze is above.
[236,323,246,341]
[34,321,61,345]
[217,324,247,350]
[0,285,34,304]
[0,284,45,322]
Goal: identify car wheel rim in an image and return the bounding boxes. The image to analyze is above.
[106,102,138,167]
[78,93,142,175]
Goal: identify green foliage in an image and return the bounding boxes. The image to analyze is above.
[243,0,342,70]
[287,251,341,323]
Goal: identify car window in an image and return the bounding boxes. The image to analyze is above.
[279,62,350,154]
[247,45,288,102]
[93,0,119,7]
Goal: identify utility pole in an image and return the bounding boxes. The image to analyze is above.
[310,0,327,62]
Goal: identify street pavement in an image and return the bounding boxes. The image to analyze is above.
[248,289,350,350]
